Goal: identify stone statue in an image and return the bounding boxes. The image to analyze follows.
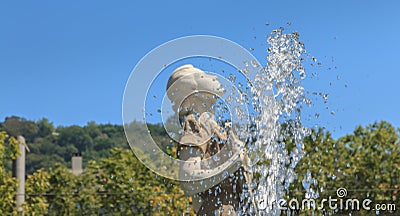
[166,64,253,215]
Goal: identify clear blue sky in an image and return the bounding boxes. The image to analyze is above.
[1,0,399,138]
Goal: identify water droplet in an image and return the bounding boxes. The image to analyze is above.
[228,74,236,83]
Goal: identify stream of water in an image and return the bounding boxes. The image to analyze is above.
[246,30,314,215]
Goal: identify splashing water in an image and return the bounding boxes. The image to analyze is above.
[245,29,313,215]
[122,32,334,215]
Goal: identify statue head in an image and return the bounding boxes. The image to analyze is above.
[166,64,224,120]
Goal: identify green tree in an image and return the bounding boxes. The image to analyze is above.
[288,122,399,215]
[0,131,19,215]
[36,118,55,138]
[3,116,39,142]
[46,164,78,216]
[83,148,193,215]
[24,169,50,215]
[337,121,399,201]
[57,126,93,153]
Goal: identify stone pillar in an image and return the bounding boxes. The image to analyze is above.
[12,135,27,213]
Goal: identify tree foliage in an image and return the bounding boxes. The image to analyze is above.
[287,121,399,215]
[0,116,132,174]
[0,116,398,215]
[0,131,19,215]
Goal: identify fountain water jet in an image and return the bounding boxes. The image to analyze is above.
[247,30,313,215]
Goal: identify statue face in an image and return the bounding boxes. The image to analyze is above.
[178,92,217,116]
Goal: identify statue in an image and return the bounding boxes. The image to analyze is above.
[166,64,253,215]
